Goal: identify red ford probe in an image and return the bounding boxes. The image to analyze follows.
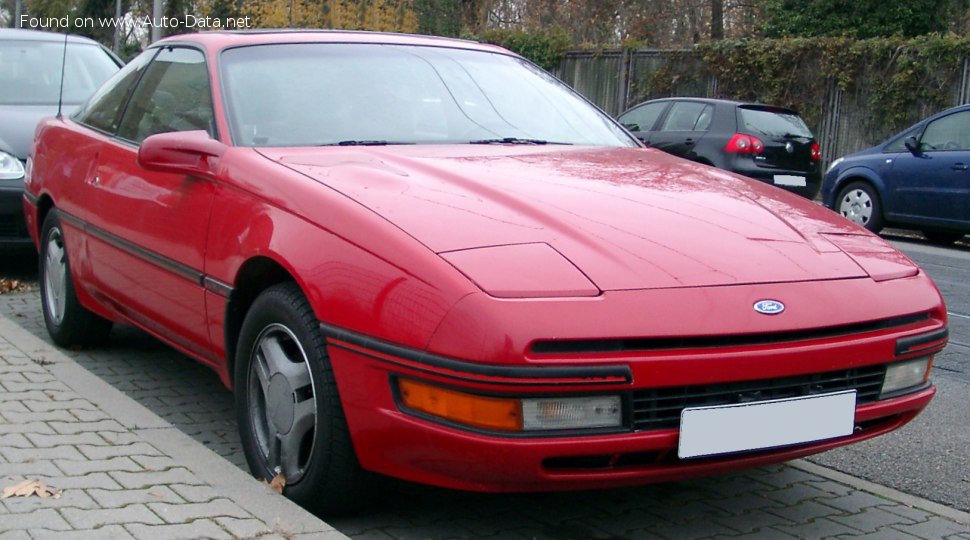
[24,31,947,514]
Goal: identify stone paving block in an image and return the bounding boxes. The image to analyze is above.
[703,492,783,517]
[0,401,30,414]
[87,486,183,507]
[894,516,970,538]
[830,506,919,533]
[3,381,64,392]
[0,531,30,540]
[41,472,122,490]
[72,409,111,422]
[804,478,857,498]
[0,371,29,384]
[0,433,30,448]
[0,487,98,511]
[99,432,144,446]
[31,525,137,540]
[710,528,800,539]
[0,508,71,531]
[3,445,85,463]
[110,468,204,489]
[49,420,126,435]
[753,466,829,489]
[774,516,864,538]
[650,519,744,539]
[0,391,48,403]
[55,456,143,476]
[125,520,233,540]
[882,504,934,523]
[22,371,57,383]
[0,461,61,477]
[78,442,163,460]
[61,505,165,528]
[0,421,55,435]
[764,482,842,506]
[3,409,78,424]
[130,455,179,471]
[713,508,797,534]
[765,500,847,525]
[29,433,109,449]
[820,491,892,514]
[148,499,251,523]
[834,527,922,539]
[215,517,275,539]
[168,483,223,503]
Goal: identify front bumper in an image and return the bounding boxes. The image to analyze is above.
[0,178,31,244]
[324,310,943,492]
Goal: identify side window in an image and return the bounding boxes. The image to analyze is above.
[883,126,919,153]
[117,47,214,144]
[920,111,970,152]
[619,102,667,132]
[660,102,710,132]
[75,49,156,134]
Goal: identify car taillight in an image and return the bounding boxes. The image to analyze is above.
[724,133,764,155]
[810,142,821,161]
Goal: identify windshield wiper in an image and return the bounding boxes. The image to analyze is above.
[317,140,414,146]
[469,137,571,145]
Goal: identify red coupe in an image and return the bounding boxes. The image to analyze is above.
[24,31,948,514]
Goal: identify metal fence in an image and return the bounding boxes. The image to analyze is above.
[556,49,970,166]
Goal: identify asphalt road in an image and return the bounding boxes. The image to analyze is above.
[808,234,970,513]
[1,231,968,521]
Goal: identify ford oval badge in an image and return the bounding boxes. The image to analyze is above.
[754,300,785,315]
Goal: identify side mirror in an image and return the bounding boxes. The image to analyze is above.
[903,136,921,156]
[138,130,227,178]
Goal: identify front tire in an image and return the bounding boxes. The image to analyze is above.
[39,210,112,347]
[234,282,373,514]
[836,181,884,233]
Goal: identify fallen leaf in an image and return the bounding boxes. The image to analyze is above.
[260,473,286,494]
[1,479,61,499]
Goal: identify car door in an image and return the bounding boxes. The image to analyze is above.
[84,46,218,359]
[884,109,970,226]
[647,101,713,160]
[617,101,668,144]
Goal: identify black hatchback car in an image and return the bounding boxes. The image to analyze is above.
[618,98,822,199]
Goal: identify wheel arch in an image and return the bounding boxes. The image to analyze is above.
[224,255,299,389]
[830,166,885,208]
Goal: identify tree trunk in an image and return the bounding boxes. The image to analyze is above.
[711,0,724,39]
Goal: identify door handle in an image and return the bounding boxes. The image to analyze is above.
[953,163,968,171]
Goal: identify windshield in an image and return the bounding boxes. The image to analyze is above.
[738,107,813,139]
[220,43,635,147]
[0,40,119,106]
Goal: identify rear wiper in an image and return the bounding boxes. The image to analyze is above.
[781,132,809,139]
[469,137,571,145]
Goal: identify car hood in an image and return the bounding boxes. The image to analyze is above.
[0,104,74,158]
[260,145,901,291]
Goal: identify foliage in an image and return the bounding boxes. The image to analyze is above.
[413,0,460,37]
[695,35,970,136]
[472,27,570,71]
[242,0,417,31]
[762,0,966,39]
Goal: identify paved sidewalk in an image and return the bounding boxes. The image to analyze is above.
[0,310,344,539]
[1,292,970,539]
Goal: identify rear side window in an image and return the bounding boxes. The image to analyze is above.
[75,49,156,134]
[117,47,214,144]
[660,102,712,132]
[738,107,812,138]
[619,102,667,132]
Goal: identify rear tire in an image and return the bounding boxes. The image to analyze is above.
[39,210,112,348]
[234,282,375,515]
[922,230,964,245]
[835,181,884,233]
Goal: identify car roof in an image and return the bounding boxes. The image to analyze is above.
[153,30,511,56]
[0,28,104,46]
[620,97,798,116]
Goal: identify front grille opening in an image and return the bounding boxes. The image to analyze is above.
[531,312,930,355]
[0,216,26,238]
[632,365,886,432]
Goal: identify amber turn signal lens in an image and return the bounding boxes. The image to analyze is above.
[397,378,523,431]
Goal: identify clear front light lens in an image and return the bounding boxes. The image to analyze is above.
[522,395,622,431]
[882,357,932,395]
[0,151,26,180]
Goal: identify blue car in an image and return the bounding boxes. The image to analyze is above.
[822,104,970,244]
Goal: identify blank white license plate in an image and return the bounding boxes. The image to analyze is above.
[678,390,856,459]
[774,174,807,187]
